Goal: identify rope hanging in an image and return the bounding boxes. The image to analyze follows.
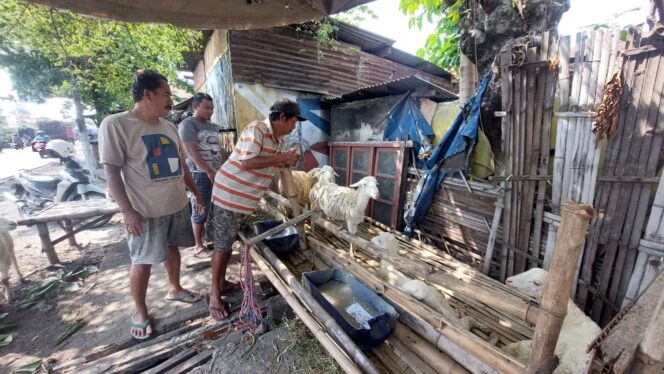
[234,243,263,336]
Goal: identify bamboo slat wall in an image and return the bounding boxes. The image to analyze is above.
[404,171,505,278]
[499,32,558,280]
[406,29,664,326]
[578,29,664,325]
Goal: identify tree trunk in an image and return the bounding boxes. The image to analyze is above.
[458,0,570,155]
[458,52,477,106]
[71,82,97,179]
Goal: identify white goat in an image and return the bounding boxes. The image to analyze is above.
[502,268,601,374]
[307,166,338,210]
[278,168,317,205]
[372,233,493,336]
[0,217,24,303]
[312,176,379,257]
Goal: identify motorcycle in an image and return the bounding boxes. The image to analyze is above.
[31,139,48,158]
[4,140,112,229]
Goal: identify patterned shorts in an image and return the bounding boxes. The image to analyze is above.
[190,172,213,224]
[208,205,249,252]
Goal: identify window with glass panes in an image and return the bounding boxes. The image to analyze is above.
[329,142,409,229]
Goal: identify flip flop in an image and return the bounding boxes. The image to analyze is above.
[130,319,152,340]
[205,295,230,322]
[166,289,202,304]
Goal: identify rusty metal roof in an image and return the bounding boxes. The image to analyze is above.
[332,22,451,80]
[229,27,454,97]
[327,75,458,102]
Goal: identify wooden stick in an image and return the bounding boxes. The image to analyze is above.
[242,234,362,374]
[240,231,379,374]
[244,209,316,247]
[482,201,503,275]
[527,201,594,372]
[36,223,60,265]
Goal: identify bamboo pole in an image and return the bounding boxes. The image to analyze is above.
[393,323,470,374]
[278,168,307,249]
[240,232,379,374]
[310,237,525,374]
[526,201,594,372]
[242,234,362,374]
[312,216,541,325]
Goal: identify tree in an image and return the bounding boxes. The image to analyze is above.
[399,0,569,153]
[0,0,201,174]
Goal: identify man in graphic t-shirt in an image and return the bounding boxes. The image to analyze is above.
[179,93,225,254]
[99,70,205,341]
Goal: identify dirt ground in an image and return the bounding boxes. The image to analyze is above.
[0,161,337,374]
[0,163,236,373]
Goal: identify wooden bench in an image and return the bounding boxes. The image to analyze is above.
[15,200,120,264]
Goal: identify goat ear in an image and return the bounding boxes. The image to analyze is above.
[349,181,361,187]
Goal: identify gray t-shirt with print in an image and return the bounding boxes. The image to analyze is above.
[178,116,223,172]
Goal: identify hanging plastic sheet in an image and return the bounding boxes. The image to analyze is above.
[383,96,435,164]
[403,74,491,236]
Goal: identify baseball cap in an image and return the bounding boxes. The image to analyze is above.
[270,99,308,122]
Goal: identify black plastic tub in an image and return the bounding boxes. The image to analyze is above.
[302,269,398,349]
[252,219,299,254]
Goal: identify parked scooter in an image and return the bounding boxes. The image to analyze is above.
[4,139,112,229]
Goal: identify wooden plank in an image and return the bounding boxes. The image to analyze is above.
[531,32,557,265]
[482,201,503,274]
[552,35,570,211]
[560,31,588,205]
[500,50,514,281]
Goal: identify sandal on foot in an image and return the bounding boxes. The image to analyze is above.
[130,319,152,340]
[166,289,202,304]
[205,296,230,322]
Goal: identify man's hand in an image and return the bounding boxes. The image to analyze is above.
[123,208,146,236]
[280,149,299,167]
[193,193,206,215]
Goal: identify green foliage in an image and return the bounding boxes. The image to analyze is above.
[399,0,464,74]
[0,0,201,122]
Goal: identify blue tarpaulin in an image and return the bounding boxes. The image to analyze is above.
[403,74,491,236]
[383,96,434,163]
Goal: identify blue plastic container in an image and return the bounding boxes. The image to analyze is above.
[252,219,299,254]
[302,269,398,349]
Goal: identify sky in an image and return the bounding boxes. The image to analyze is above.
[0,0,652,127]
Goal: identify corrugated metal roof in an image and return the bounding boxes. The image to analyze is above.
[327,75,458,102]
[333,22,394,53]
[229,27,454,96]
[332,22,452,80]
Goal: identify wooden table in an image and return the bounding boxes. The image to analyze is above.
[15,200,120,264]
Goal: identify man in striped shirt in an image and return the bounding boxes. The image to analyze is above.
[207,98,303,320]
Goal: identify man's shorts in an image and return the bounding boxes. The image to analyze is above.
[191,171,213,224]
[127,205,195,265]
[208,205,249,252]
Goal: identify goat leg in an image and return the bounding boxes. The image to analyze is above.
[10,249,24,282]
